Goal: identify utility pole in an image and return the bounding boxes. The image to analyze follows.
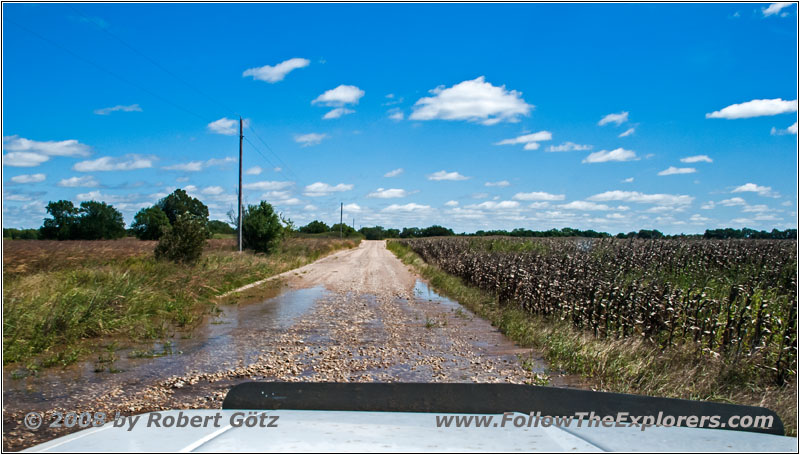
[339,202,343,238]
[237,117,243,252]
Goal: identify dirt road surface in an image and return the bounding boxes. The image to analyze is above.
[4,240,560,450]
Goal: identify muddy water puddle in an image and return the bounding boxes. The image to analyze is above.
[3,285,329,411]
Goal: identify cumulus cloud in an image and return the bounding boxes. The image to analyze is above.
[582,148,639,163]
[73,154,154,172]
[162,157,235,172]
[588,190,693,206]
[343,203,361,212]
[10,173,45,184]
[622,177,634,183]
[547,142,591,152]
[762,2,793,16]
[312,85,365,106]
[658,166,697,176]
[294,133,327,147]
[485,180,510,187]
[58,175,100,187]
[243,181,294,191]
[732,183,779,197]
[303,182,354,197]
[384,168,404,177]
[94,104,142,115]
[207,117,239,135]
[467,200,520,210]
[512,191,565,201]
[771,121,798,136]
[201,186,225,195]
[409,76,532,125]
[618,127,635,137]
[246,166,262,175]
[559,201,614,211]
[427,170,469,181]
[680,155,713,163]
[3,135,91,167]
[495,131,552,150]
[598,111,629,126]
[705,98,797,119]
[367,188,409,198]
[242,58,310,83]
[381,203,431,213]
[323,107,356,119]
[444,200,459,207]
[388,109,404,121]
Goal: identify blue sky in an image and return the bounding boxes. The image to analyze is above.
[2,3,797,234]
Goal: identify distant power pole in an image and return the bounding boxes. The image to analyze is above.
[237,116,243,252]
[340,202,343,238]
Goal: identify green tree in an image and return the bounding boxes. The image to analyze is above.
[208,220,235,236]
[76,201,126,240]
[299,220,330,234]
[154,213,207,264]
[330,223,357,236]
[131,206,171,240]
[242,201,284,253]
[40,200,80,240]
[156,189,209,226]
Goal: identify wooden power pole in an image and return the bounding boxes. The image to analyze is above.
[238,117,243,252]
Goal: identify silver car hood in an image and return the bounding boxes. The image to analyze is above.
[25,409,797,452]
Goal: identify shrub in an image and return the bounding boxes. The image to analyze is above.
[299,220,330,234]
[76,201,126,240]
[208,220,235,236]
[131,206,171,240]
[242,201,283,253]
[156,188,209,226]
[154,213,207,264]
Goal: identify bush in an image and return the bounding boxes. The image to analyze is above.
[242,201,283,253]
[299,220,330,234]
[209,220,235,236]
[131,206,171,240]
[156,189,209,226]
[154,214,207,264]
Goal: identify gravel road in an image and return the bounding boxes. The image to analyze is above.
[4,240,560,450]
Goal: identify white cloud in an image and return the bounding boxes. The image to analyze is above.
[496,131,553,150]
[10,173,45,183]
[388,110,404,121]
[763,2,793,17]
[73,154,154,172]
[409,76,532,125]
[485,180,510,187]
[303,182,354,197]
[59,175,99,187]
[467,200,520,210]
[547,142,591,152]
[588,190,694,206]
[381,203,431,213]
[312,85,365,106]
[3,135,91,160]
[246,166,262,175]
[94,104,142,115]
[732,183,779,197]
[618,127,635,137]
[559,201,613,211]
[294,133,327,147]
[705,98,797,119]
[598,111,629,126]
[771,121,798,136]
[720,197,747,207]
[201,186,225,195]
[582,148,639,163]
[243,181,294,191]
[680,155,713,163]
[427,170,469,181]
[303,204,318,211]
[343,203,361,212]
[512,191,565,201]
[622,177,634,183]
[3,152,50,167]
[658,166,697,176]
[384,168,404,178]
[323,107,355,119]
[162,157,235,172]
[242,58,310,83]
[207,117,240,135]
[367,188,409,198]
[444,200,459,207]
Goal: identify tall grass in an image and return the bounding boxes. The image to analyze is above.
[3,237,358,369]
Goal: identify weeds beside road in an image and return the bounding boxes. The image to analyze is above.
[3,236,360,371]
[387,239,797,436]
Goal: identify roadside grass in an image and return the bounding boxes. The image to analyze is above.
[3,236,359,371]
[386,240,797,436]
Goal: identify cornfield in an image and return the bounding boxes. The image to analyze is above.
[400,237,797,384]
